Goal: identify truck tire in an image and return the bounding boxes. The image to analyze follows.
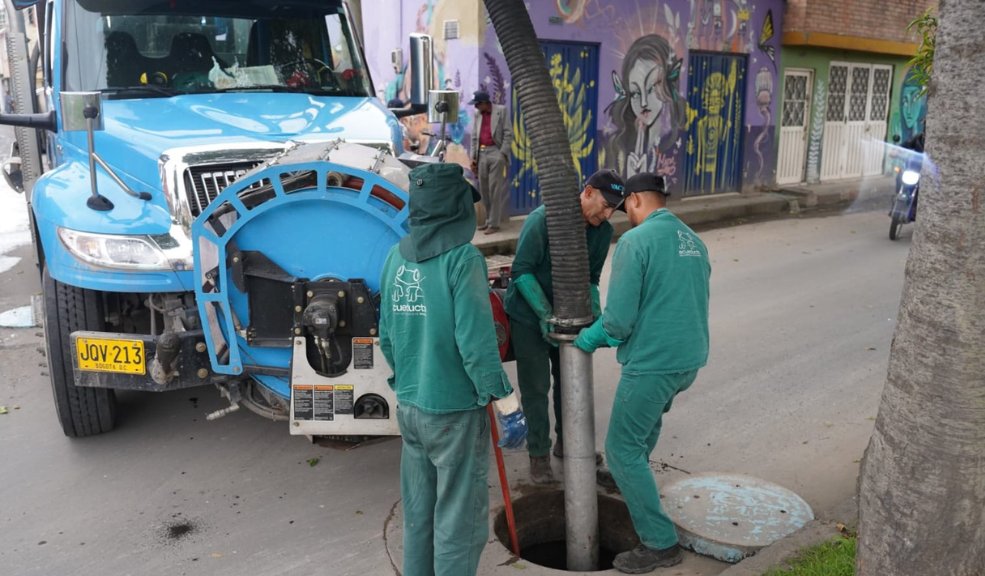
[43,267,117,437]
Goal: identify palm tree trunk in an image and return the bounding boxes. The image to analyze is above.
[856,0,985,573]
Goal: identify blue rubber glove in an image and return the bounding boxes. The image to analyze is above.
[590,283,601,319]
[493,392,528,449]
[573,317,624,353]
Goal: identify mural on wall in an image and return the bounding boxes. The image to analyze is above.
[472,0,783,199]
[749,10,775,182]
[896,67,927,144]
[805,79,827,183]
[509,43,599,214]
[689,0,756,53]
[512,51,596,185]
[684,54,747,193]
[605,33,687,180]
[480,53,508,105]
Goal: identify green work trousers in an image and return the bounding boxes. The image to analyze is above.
[511,320,562,457]
[605,370,699,550]
[398,404,490,576]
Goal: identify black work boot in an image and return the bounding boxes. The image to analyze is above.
[552,438,603,465]
[613,543,683,573]
[529,455,555,484]
[596,467,621,493]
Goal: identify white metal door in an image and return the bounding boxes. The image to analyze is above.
[843,64,872,178]
[821,62,893,180]
[820,63,848,180]
[863,65,892,176]
[777,70,812,185]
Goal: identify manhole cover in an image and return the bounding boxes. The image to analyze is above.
[663,473,814,563]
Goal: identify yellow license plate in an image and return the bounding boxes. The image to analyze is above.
[76,337,146,375]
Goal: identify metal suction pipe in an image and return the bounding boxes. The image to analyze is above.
[559,338,599,570]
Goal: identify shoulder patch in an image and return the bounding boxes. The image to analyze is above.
[677,230,703,258]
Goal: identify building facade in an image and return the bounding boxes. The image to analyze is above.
[776,0,935,185]
[363,0,931,214]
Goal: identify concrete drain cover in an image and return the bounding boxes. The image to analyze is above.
[663,472,814,563]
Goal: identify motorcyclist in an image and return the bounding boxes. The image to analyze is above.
[897,132,924,216]
[902,132,925,154]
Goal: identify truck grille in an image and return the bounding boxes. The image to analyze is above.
[183,161,264,217]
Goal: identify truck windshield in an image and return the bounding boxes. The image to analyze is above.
[65,0,373,98]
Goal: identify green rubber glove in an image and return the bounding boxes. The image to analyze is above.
[573,317,624,353]
[513,274,555,343]
[590,283,601,319]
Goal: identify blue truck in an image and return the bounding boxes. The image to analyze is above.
[1,0,437,438]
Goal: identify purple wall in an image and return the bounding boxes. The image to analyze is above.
[364,0,785,194]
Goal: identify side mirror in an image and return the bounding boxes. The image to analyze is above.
[61,91,150,209]
[427,90,459,124]
[390,34,433,118]
[60,91,103,132]
[408,33,433,108]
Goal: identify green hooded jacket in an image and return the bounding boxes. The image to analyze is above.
[379,163,512,413]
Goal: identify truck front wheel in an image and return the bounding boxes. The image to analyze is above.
[43,267,117,437]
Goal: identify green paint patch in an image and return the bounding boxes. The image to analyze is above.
[763,536,856,576]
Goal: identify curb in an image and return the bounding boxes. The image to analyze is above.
[717,495,859,576]
[473,175,895,257]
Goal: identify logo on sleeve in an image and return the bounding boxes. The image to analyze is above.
[391,265,427,315]
[678,230,702,258]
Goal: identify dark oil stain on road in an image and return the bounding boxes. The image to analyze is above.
[160,515,199,544]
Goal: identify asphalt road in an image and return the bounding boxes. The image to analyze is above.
[0,205,911,575]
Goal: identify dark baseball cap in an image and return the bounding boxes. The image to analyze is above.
[468,90,491,105]
[624,172,669,196]
[586,169,628,211]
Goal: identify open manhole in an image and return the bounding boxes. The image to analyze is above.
[493,490,638,571]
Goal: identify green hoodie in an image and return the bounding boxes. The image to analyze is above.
[379,163,512,413]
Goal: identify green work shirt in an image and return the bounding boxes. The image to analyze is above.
[603,208,710,373]
[378,243,513,413]
[504,205,613,327]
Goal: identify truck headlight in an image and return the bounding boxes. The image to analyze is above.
[58,228,171,270]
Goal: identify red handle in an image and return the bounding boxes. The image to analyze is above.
[487,404,521,556]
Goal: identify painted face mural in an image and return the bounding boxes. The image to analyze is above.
[629,59,666,129]
[891,67,927,151]
[607,34,685,178]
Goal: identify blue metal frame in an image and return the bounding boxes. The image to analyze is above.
[509,40,600,215]
[684,51,748,195]
[192,158,409,399]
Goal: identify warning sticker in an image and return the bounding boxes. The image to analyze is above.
[313,385,334,421]
[352,337,374,369]
[334,385,354,415]
[293,385,313,420]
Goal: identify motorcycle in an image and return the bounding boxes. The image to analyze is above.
[889,135,924,241]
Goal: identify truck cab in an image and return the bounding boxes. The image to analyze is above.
[2,0,423,438]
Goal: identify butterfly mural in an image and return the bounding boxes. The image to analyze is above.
[759,9,776,69]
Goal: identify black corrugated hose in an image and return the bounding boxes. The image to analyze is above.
[482,0,592,329]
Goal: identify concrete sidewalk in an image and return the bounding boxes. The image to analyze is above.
[473,174,895,256]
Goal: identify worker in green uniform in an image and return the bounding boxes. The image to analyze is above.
[379,162,528,576]
[575,172,710,573]
[505,169,625,484]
